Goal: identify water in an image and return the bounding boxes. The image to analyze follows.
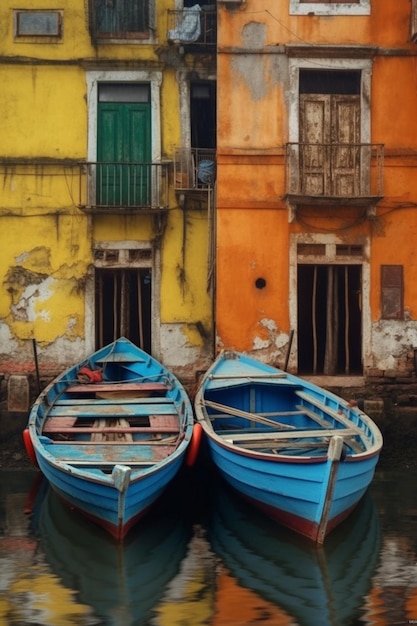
[0,466,416,626]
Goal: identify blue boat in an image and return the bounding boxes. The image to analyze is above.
[24,337,194,540]
[195,350,383,543]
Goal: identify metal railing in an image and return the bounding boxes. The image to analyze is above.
[80,161,171,210]
[174,147,216,190]
[285,143,384,199]
[167,7,216,46]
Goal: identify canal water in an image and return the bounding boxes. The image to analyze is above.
[0,464,416,626]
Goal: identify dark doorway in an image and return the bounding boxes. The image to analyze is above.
[95,268,152,352]
[297,264,362,375]
[190,81,216,149]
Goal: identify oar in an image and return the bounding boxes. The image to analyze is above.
[202,399,296,430]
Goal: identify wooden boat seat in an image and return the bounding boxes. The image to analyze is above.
[54,396,175,406]
[48,402,178,419]
[65,382,168,394]
[43,442,177,466]
[220,427,361,442]
[43,414,180,435]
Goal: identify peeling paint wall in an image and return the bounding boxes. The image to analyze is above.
[0,0,213,387]
[216,0,417,379]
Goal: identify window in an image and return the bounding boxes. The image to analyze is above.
[14,11,62,39]
[89,0,154,40]
[381,265,404,320]
[290,0,370,16]
[300,0,360,3]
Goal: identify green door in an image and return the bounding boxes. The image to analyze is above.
[97,87,151,207]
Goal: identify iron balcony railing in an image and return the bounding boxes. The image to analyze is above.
[79,161,171,211]
[174,147,216,190]
[285,143,384,200]
[167,7,216,47]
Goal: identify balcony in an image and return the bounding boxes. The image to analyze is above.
[79,161,171,214]
[167,6,216,49]
[174,148,216,189]
[285,143,384,218]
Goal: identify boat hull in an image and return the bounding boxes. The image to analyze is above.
[35,451,184,540]
[195,350,382,543]
[206,435,379,542]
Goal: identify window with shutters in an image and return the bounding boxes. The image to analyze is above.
[290,0,370,16]
[381,265,404,320]
[88,0,154,41]
[285,59,384,215]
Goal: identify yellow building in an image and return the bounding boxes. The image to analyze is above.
[0,0,216,396]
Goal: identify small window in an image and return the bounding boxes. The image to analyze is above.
[290,0,370,16]
[300,0,360,3]
[297,243,326,256]
[336,245,363,257]
[381,265,404,320]
[15,11,62,38]
[89,0,152,40]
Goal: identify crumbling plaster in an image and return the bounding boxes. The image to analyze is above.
[370,320,417,371]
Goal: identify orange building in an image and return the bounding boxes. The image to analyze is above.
[215,0,417,383]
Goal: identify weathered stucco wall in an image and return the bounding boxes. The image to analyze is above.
[216,0,417,378]
[0,0,213,384]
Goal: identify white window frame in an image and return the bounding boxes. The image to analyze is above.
[289,0,370,16]
[86,69,162,166]
[289,233,371,375]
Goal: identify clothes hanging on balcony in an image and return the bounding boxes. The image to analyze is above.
[168,5,201,43]
[197,160,215,185]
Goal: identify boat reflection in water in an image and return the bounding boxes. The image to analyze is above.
[208,482,381,626]
[31,477,191,626]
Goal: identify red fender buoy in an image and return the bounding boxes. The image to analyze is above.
[186,422,203,467]
[23,429,38,467]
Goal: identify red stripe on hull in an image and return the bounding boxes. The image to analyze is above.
[54,490,152,541]
[242,493,360,544]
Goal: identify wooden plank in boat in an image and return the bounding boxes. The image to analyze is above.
[43,414,179,434]
[219,427,361,443]
[47,442,176,465]
[210,410,304,419]
[202,399,296,430]
[208,373,288,379]
[295,390,365,435]
[235,438,363,453]
[54,397,175,406]
[65,382,168,394]
[58,460,156,467]
[44,438,178,445]
[296,405,331,429]
[48,403,178,419]
[236,440,330,450]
